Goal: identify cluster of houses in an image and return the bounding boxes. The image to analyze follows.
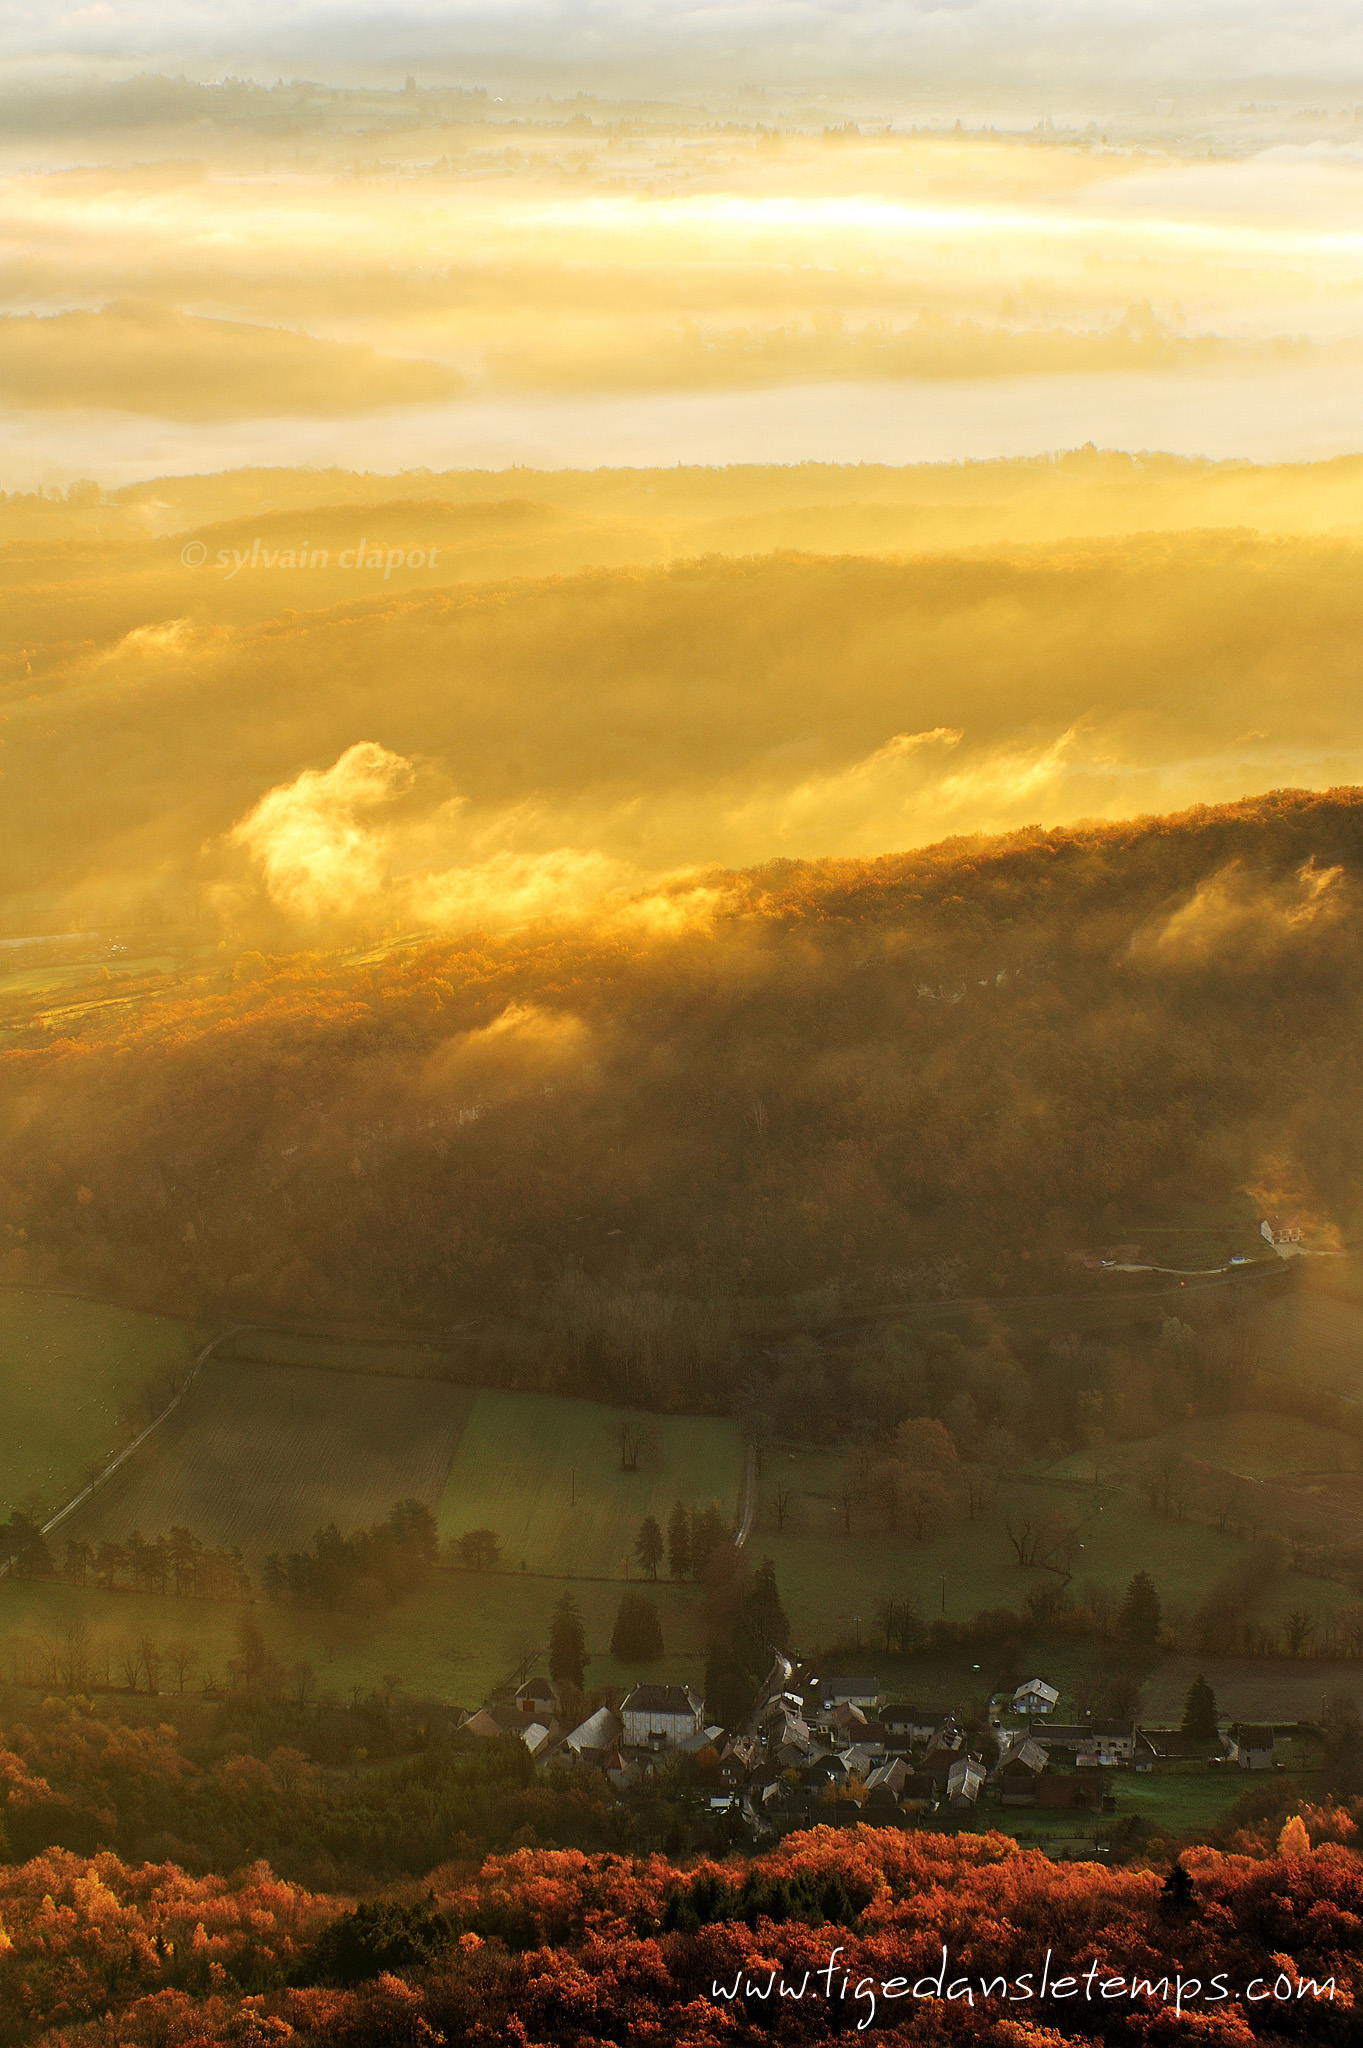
[459,1662,1282,1832]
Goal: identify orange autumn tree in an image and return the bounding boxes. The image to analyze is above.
[8,1821,1361,2046]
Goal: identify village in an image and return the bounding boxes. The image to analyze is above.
[459,1659,1291,1842]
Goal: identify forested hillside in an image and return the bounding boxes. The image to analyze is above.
[3,790,1358,1410]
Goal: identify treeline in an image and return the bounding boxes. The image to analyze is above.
[1,1517,250,1600]
[828,1564,1363,1706]
[262,1499,437,1607]
[4,789,1363,1426]
[67,1527,250,1601]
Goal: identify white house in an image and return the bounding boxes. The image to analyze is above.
[1012,1679,1060,1716]
[515,1675,561,1720]
[1090,1721,1136,1766]
[621,1682,705,1748]
[1225,1724,1275,1770]
[947,1757,986,1808]
[882,1703,938,1746]
[817,1673,880,1710]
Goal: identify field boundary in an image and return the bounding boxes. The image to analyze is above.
[5,1325,244,1568]
[734,1443,758,1548]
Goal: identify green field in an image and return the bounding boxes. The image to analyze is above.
[0,1289,198,1519]
[0,1559,715,1708]
[2,1372,743,1707]
[982,1760,1311,1853]
[1255,1280,1363,1407]
[755,1447,1354,1672]
[59,1358,475,1563]
[435,1388,745,1579]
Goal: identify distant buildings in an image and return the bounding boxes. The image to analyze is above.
[620,1681,706,1748]
[457,1653,1294,1841]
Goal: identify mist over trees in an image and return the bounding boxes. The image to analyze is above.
[3,791,1359,1405]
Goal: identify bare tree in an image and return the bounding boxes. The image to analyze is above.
[165,1638,197,1694]
[57,1614,93,1693]
[1135,1446,1195,1522]
[963,1465,997,1520]
[875,1596,921,1655]
[137,1635,162,1695]
[1004,1511,1081,1582]
[618,1417,661,1472]
[1283,1608,1316,1658]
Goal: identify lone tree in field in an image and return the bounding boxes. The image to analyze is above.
[1181,1672,1219,1743]
[610,1590,664,1661]
[457,1528,501,1572]
[667,1500,691,1580]
[634,1515,664,1580]
[619,1418,661,1472]
[550,1589,587,1691]
[1117,1569,1162,1645]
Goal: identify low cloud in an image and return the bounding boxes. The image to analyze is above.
[230,741,414,918]
[0,301,464,420]
[723,725,1080,855]
[423,1001,591,1103]
[230,742,666,934]
[1131,858,1346,969]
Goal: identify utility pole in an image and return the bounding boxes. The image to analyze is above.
[940,1573,946,1616]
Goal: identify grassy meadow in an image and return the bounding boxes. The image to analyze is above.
[0,1550,716,1709]
[55,1358,475,1564]
[0,1288,198,1519]
[755,1445,1357,1671]
[0,1348,743,1705]
[435,1389,744,1579]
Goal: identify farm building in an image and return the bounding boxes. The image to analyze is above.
[677,1723,726,1757]
[462,1702,539,1741]
[1027,1723,1092,1762]
[817,1672,881,1709]
[881,1703,939,1746]
[1225,1724,1276,1769]
[997,1755,1046,1807]
[864,1757,910,1800]
[1137,1728,1211,1762]
[621,1682,705,1748]
[1090,1721,1137,1765]
[515,1675,561,1720]
[921,1714,966,1778]
[1037,1767,1105,1812]
[564,1707,622,1765]
[947,1757,986,1809]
